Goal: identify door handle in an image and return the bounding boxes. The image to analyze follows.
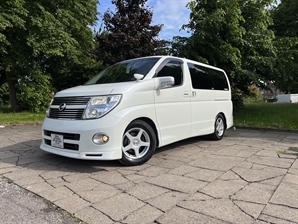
[183,92,189,97]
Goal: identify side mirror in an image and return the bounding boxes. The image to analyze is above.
[155,76,175,90]
[134,73,144,82]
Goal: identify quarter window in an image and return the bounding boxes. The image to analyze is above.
[211,69,229,90]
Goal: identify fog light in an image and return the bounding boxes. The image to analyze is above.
[92,133,109,145]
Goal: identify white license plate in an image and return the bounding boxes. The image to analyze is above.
[51,134,64,148]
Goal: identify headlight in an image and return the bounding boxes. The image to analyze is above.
[83,95,122,119]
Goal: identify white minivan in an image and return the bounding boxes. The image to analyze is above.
[40,56,233,165]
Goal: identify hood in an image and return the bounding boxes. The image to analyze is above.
[55,82,137,97]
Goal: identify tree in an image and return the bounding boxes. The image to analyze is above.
[0,0,98,111]
[271,0,298,37]
[179,0,276,106]
[168,36,192,58]
[271,0,298,93]
[95,0,165,66]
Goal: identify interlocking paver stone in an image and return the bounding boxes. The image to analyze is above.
[146,191,188,212]
[233,200,265,219]
[1,125,298,223]
[55,194,90,214]
[232,166,287,182]
[157,206,229,224]
[200,179,245,198]
[232,183,276,204]
[93,193,145,221]
[269,182,298,208]
[179,198,255,223]
[126,182,170,200]
[146,173,207,193]
[75,206,116,224]
[122,204,163,224]
[262,204,298,223]
[247,155,294,168]
[189,155,245,171]
[184,168,224,182]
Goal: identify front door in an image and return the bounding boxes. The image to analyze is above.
[154,60,192,146]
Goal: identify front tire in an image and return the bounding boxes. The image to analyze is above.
[210,114,225,140]
[120,120,157,166]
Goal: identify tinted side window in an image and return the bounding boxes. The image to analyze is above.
[157,61,183,86]
[188,63,213,89]
[210,69,229,90]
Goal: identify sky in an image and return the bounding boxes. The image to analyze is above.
[96,0,281,40]
[96,0,191,40]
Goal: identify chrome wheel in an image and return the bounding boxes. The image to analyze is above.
[122,127,150,159]
[215,116,224,137]
[120,120,156,166]
[210,114,225,140]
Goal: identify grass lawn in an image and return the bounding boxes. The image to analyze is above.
[0,107,45,126]
[234,103,298,130]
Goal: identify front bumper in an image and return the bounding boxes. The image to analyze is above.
[40,115,129,160]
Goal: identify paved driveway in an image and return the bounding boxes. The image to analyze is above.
[0,125,298,224]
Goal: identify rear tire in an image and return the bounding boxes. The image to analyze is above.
[209,114,225,140]
[120,120,156,166]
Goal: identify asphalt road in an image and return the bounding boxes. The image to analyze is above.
[0,176,80,224]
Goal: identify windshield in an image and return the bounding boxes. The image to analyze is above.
[84,57,161,85]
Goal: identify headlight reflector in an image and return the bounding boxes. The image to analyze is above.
[83,95,121,119]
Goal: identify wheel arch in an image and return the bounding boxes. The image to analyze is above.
[130,117,160,148]
[217,112,227,129]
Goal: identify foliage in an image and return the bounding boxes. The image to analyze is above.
[168,36,192,58]
[243,86,264,104]
[0,83,9,106]
[43,53,102,92]
[272,37,298,93]
[271,0,298,37]
[231,86,244,108]
[271,0,298,93]
[0,0,98,111]
[16,70,52,112]
[173,0,276,106]
[95,0,165,66]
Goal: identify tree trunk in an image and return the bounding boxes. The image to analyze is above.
[0,70,6,86]
[6,70,21,112]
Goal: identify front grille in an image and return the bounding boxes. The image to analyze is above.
[44,130,80,151]
[49,108,84,119]
[44,139,79,151]
[44,130,80,140]
[49,96,91,120]
[52,97,91,105]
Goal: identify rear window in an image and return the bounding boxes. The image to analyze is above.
[188,63,213,89]
[187,63,229,90]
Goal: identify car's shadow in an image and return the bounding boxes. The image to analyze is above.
[0,135,212,173]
